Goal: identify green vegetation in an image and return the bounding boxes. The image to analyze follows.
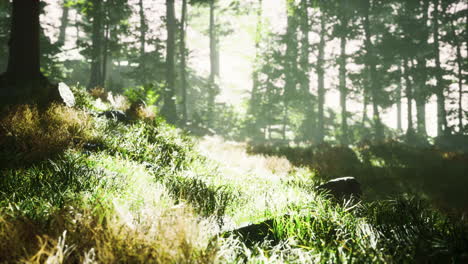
[0,92,467,263]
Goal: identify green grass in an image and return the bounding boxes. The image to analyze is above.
[0,101,467,263]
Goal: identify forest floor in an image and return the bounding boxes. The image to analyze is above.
[1,94,468,263]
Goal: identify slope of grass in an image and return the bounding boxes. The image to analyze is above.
[0,99,467,263]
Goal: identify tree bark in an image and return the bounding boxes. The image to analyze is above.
[88,0,103,89]
[6,0,41,81]
[433,0,448,136]
[403,58,414,135]
[208,0,219,123]
[139,0,146,57]
[339,34,348,145]
[316,11,326,143]
[58,1,69,45]
[161,0,178,123]
[179,0,188,123]
[363,0,383,141]
[397,65,403,132]
[0,0,56,106]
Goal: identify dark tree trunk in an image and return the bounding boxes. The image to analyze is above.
[363,0,383,141]
[403,58,414,135]
[450,19,464,134]
[6,0,41,81]
[88,0,103,89]
[58,2,69,45]
[0,0,56,106]
[179,0,188,123]
[161,0,177,123]
[316,11,326,143]
[433,0,448,136]
[414,0,429,136]
[397,65,403,132]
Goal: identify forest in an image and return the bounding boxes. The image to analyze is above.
[0,0,467,262]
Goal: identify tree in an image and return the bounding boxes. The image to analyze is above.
[316,7,327,143]
[207,0,220,123]
[160,0,178,123]
[0,0,57,106]
[179,0,189,123]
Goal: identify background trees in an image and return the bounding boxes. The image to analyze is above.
[1,0,465,142]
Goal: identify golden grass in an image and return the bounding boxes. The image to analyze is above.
[0,104,93,161]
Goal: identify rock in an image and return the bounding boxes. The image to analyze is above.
[57,82,75,107]
[98,110,128,122]
[223,219,277,247]
[316,176,362,201]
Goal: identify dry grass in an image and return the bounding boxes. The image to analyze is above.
[0,104,93,162]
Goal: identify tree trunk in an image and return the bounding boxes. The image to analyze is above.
[88,0,103,89]
[339,35,348,145]
[363,0,383,141]
[397,65,403,132]
[299,0,309,95]
[403,58,414,135]
[283,0,298,143]
[208,0,219,123]
[248,0,262,136]
[0,0,56,106]
[433,0,448,136]
[139,0,146,57]
[58,2,69,45]
[316,11,326,143]
[449,18,464,134]
[179,0,188,123]
[102,18,110,88]
[161,0,177,123]
[414,0,429,136]
[6,0,41,81]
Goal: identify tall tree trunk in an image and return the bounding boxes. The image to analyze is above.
[299,0,314,142]
[403,58,414,135]
[363,0,383,141]
[0,0,58,105]
[58,2,69,45]
[6,0,41,81]
[316,11,326,143]
[248,0,262,136]
[449,17,464,134]
[454,28,464,134]
[179,0,188,123]
[88,0,103,89]
[339,35,348,145]
[161,0,177,123]
[433,0,448,136]
[208,0,219,123]
[414,0,429,136]
[283,0,298,143]
[397,65,403,132]
[102,18,110,88]
[139,0,146,57]
[299,0,309,95]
